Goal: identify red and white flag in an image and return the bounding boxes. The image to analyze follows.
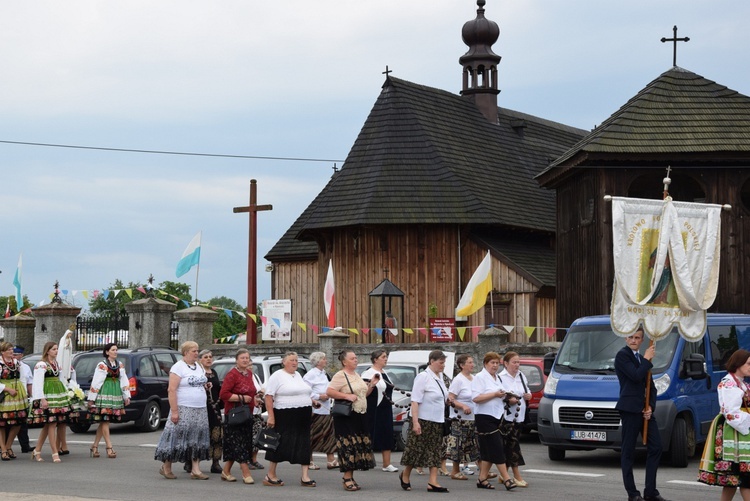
[3,299,9,318]
[324,259,336,328]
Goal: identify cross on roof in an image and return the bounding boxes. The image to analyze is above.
[661,25,690,67]
[382,65,392,77]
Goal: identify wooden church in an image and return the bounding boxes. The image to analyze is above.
[537,64,750,330]
[265,1,588,343]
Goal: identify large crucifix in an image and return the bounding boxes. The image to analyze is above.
[233,179,272,344]
[661,25,689,67]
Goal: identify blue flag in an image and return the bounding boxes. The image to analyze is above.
[176,232,201,278]
[12,254,22,311]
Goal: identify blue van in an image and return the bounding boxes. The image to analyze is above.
[537,313,750,467]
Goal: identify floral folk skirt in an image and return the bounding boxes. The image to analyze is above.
[154,406,210,463]
[29,378,73,425]
[401,419,444,468]
[698,413,750,488]
[90,378,126,422]
[333,411,375,472]
[445,418,480,463]
[500,420,526,467]
[223,417,253,463]
[0,378,28,426]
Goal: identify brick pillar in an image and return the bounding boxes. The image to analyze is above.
[173,305,219,349]
[0,314,36,352]
[124,297,177,349]
[31,303,81,353]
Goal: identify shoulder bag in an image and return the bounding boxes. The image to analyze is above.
[331,373,355,417]
[226,394,251,426]
[434,377,452,436]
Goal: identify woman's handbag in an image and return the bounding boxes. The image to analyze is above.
[434,377,452,436]
[225,396,251,426]
[254,426,280,452]
[331,399,353,417]
[331,372,355,417]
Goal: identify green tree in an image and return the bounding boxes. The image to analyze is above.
[207,296,247,340]
[87,279,193,315]
[0,294,31,316]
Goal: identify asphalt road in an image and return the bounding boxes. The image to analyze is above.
[2,425,717,501]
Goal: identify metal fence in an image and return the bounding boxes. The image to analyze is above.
[75,314,179,351]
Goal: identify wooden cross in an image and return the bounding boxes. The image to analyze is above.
[661,25,689,67]
[233,179,273,344]
[383,65,392,77]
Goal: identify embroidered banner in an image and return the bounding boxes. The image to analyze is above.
[610,197,722,340]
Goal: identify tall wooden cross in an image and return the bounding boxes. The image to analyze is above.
[233,179,272,344]
[661,25,689,67]
[382,65,392,77]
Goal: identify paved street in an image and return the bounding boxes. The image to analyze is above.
[2,425,716,501]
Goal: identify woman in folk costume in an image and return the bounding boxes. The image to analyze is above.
[0,341,29,460]
[698,349,750,500]
[87,343,131,459]
[30,341,75,462]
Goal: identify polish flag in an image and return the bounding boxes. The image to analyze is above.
[324,259,336,328]
[3,300,9,318]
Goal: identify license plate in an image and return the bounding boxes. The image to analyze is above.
[570,430,606,441]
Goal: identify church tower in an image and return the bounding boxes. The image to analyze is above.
[459,0,501,123]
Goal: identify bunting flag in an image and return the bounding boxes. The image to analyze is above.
[297,322,306,331]
[311,325,319,334]
[456,327,466,341]
[176,231,202,278]
[524,326,536,338]
[12,254,22,310]
[545,327,557,338]
[260,316,267,325]
[456,250,492,317]
[374,328,383,337]
[362,328,370,335]
[136,286,146,294]
[323,259,336,328]
[403,328,414,335]
[503,325,515,333]
[348,328,359,335]
[248,314,257,322]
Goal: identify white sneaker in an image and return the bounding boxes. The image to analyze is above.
[461,466,475,475]
[382,464,399,472]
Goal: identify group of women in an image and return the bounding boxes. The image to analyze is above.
[399,350,532,493]
[0,339,131,463]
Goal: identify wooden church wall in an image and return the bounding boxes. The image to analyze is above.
[271,226,553,344]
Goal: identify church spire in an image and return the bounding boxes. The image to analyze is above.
[459,0,501,123]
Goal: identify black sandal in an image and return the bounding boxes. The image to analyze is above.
[427,483,449,493]
[300,478,317,487]
[343,477,359,491]
[399,472,412,491]
[503,478,517,491]
[477,478,495,490]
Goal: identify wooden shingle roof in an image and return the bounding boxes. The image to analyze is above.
[266,76,586,261]
[538,66,750,186]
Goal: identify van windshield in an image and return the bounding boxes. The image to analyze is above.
[555,325,679,373]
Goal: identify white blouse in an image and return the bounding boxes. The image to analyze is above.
[499,368,527,422]
[303,367,331,414]
[719,373,750,435]
[87,359,131,401]
[410,367,447,423]
[471,367,505,417]
[266,369,313,409]
[31,361,78,401]
[448,372,475,421]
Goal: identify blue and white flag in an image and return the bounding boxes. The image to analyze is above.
[12,254,22,311]
[176,232,202,278]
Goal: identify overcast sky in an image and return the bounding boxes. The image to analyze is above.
[1,0,748,312]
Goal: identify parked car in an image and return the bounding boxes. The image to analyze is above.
[213,354,313,384]
[518,356,548,432]
[70,345,181,433]
[357,350,455,451]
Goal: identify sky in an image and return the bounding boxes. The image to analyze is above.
[1,0,749,313]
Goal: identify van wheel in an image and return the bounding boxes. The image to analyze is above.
[548,446,565,461]
[669,417,689,468]
[394,431,406,452]
[137,401,162,432]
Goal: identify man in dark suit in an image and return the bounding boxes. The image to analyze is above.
[614,327,669,501]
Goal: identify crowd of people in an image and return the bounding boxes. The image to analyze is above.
[0,341,535,493]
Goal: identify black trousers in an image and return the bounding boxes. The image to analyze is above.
[16,422,31,451]
[619,410,662,498]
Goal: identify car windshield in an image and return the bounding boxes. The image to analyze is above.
[555,325,679,373]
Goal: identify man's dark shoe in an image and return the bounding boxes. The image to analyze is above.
[644,496,670,501]
[628,496,645,501]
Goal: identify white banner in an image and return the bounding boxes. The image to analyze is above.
[610,197,722,340]
[261,299,292,341]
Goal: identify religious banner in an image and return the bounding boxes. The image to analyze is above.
[429,318,455,342]
[610,196,722,340]
[261,299,292,341]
